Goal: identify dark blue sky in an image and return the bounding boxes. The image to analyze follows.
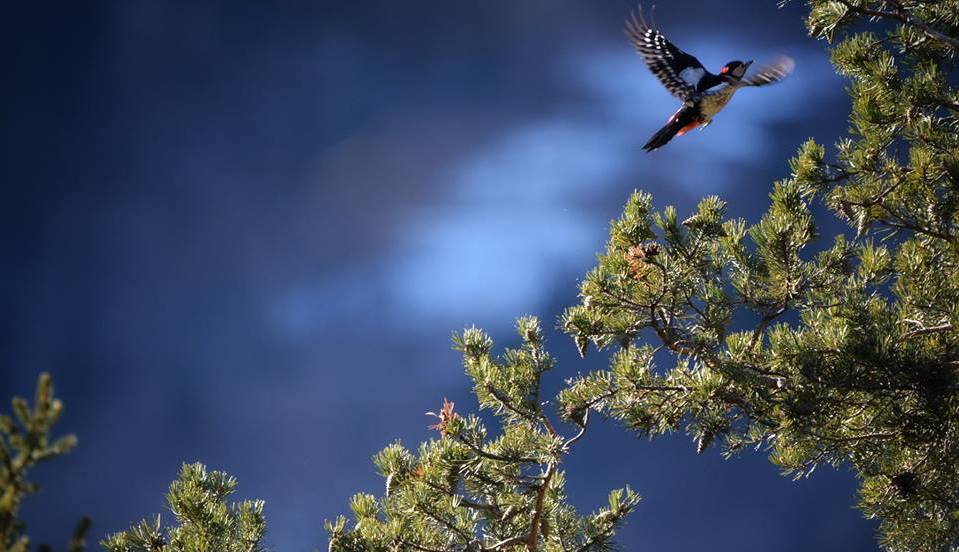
[3,1,877,550]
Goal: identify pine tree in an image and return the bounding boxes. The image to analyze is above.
[0,374,88,552]
[101,463,266,552]
[326,317,640,551]
[561,1,959,549]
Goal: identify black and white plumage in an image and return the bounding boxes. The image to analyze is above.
[625,10,795,151]
[742,59,796,87]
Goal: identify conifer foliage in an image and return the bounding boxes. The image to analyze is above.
[562,1,959,549]
[326,317,640,551]
[101,463,266,552]
[0,373,87,552]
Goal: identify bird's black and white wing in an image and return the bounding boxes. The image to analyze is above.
[742,56,795,87]
[625,10,705,101]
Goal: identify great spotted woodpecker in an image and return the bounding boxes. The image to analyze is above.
[626,10,795,151]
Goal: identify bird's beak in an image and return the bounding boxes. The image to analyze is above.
[745,60,754,69]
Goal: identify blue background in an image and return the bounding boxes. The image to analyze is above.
[3,1,876,550]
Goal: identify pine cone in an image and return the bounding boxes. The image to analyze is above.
[626,242,659,276]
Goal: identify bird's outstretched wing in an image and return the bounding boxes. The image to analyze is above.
[742,56,795,87]
[625,10,705,101]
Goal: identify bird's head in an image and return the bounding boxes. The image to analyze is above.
[720,60,753,82]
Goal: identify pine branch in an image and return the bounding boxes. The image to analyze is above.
[562,410,590,452]
[526,463,556,551]
[748,306,788,352]
[836,0,959,50]
[901,322,954,340]
[455,435,539,465]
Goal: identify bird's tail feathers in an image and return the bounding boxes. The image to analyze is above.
[643,109,696,152]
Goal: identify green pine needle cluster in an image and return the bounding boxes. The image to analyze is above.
[102,463,266,552]
[0,373,87,552]
[327,318,640,552]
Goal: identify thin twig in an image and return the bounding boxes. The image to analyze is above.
[396,539,449,552]
[526,463,556,551]
[562,409,590,452]
[456,435,538,464]
[902,323,954,340]
[486,536,528,551]
[748,305,788,352]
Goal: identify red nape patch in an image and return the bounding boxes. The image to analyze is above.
[720,66,729,74]
[676,119,704,136]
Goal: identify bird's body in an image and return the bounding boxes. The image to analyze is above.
[698,85,739,121]
[625,10,794,151]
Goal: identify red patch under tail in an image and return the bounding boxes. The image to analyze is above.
[675,119,704,137]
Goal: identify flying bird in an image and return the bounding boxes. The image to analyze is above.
[626,10,795,152]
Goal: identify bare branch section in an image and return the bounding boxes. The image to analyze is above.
[901,322,954,340]
[526,464,556,551]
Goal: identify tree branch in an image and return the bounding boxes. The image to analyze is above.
[486,536,528,551]
[562,409,590,452]
[456,435,538,464]
[836,0,959,50]
[902,322,954,340]
[748,305,788,352]
[526,463,556,551]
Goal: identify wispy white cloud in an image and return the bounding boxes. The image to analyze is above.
[270,118,625,337]
[270,42,842,339]
[385,121,626,323]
